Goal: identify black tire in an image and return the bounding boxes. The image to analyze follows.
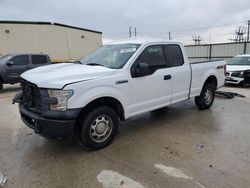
[195,83,216,110]
[77,106,119,150]
[0,80,3,90]
[241,81,248,88]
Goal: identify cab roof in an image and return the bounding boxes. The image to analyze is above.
[109,37,182,45]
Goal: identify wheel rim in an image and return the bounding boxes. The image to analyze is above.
[90,115,113,143]
[204,89,213,105]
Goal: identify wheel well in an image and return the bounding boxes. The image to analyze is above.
[78,97,125,121]
[204,75,217,89]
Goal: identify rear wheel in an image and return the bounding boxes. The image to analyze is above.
[195,83,216,110]
[77,106,119,150]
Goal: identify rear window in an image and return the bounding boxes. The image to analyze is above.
[164,44,184,67]
[32,55,48,65]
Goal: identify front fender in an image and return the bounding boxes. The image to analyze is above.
[67,86,129,117]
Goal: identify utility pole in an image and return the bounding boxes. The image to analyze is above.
[129,27,132,38]
[168,32,172,40]
[235,26,246,42]
[247,20,250,42]
[134,27,137,37]
[192,35,202,45]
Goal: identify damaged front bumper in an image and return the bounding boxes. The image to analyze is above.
[225,76,243,84]
[225,70,250,85]
[13,91,80,137]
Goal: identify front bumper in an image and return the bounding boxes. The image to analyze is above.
[19,104,79,137]
[225,76,243,84]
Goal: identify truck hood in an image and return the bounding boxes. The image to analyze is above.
[226,65,250,72]
[21,63,116,89]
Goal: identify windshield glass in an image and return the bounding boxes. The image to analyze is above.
[80,44,141,69]
[227,57,250,65]
[0,55,12,64]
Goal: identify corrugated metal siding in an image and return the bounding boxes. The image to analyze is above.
[0,23,102,61]
[185,42,250,63]
[246,43,250,54]
[186,45,210,58]
[211,43,245,57]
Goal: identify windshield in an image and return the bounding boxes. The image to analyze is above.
[227,57,250,66]
[80,44,141,69]
[0,54,12,64]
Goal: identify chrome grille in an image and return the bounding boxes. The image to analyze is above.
[21,79,42,113]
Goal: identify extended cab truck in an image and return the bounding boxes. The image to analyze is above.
[13,38,225,150]
[0,54,51,90]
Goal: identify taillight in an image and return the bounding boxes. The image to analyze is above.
[224,64,227,76]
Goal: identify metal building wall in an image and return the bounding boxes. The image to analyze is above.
[185,42,250,63]
[0,22,102,62]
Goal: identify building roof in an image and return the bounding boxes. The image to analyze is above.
[0,20,102,34]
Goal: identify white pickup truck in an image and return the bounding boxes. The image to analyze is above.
[13,38,225,150]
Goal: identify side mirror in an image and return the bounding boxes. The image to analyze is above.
[6,61,14,66]
[134,62,149,77]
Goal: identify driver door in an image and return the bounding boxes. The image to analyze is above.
[128,45,172,116]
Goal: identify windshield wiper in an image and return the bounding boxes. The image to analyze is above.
[86,63,104,66]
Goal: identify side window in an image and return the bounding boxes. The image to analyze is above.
[164,44,184,67]
[134,45,166,75]
[32,55,48,65]
[11,55,29,65]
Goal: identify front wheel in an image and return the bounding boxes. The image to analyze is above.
[77,106,119,150]
[0,80,3,90]
[195,83,216,110]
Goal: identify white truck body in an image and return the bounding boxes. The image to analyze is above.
[15,38,226,149]
[21,38,225,119]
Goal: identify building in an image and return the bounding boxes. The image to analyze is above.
[0,21,102,62]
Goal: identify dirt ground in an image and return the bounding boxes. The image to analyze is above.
[0,84,250,188]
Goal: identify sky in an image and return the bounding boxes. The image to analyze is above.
[0,0,250,45]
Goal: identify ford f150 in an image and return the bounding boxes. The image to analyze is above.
[13,38,226,150]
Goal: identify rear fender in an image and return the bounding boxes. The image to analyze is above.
[190,69,218,97]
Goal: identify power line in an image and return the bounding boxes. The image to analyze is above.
[171,21,245,34]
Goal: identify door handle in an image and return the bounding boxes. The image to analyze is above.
[164,75,172,80]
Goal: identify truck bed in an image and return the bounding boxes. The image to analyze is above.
[189,60,226,98]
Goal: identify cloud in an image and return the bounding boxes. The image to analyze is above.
[0,0,250,44]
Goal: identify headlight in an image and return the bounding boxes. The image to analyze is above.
[240,71,244,77]
[48,90,73,111]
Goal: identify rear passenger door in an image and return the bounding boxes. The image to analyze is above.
[5,55,29,83]
[164,44,191,103]
[31,55,49,69]
[128,45,172,116]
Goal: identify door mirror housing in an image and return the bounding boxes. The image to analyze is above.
[6,61,14,66]
[134,62,149,77]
